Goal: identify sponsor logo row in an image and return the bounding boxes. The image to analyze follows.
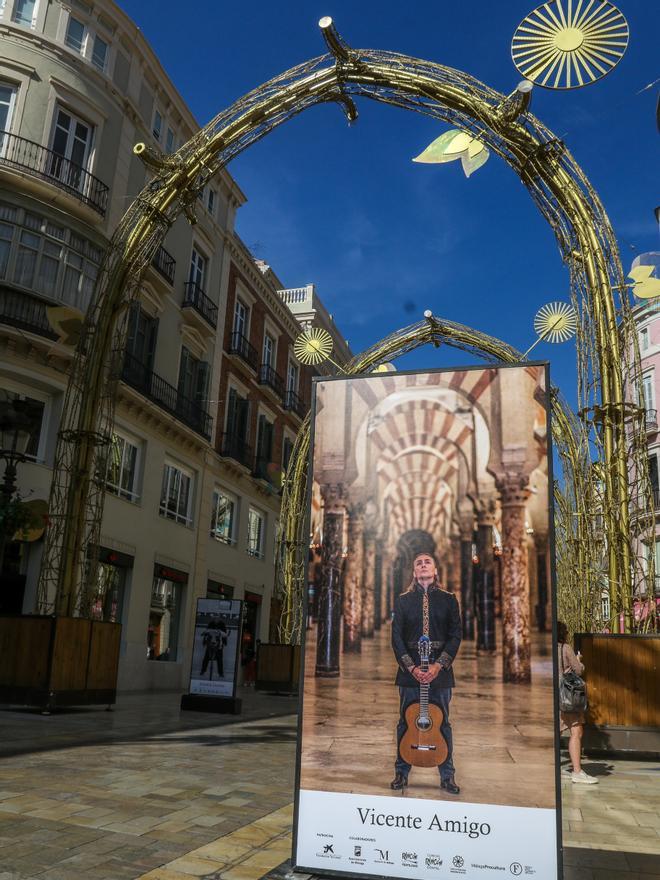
[314,840,534,875]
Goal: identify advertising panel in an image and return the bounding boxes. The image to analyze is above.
[188,598,242,698]
[293,364,561,880]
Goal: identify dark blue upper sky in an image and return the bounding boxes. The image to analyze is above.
[120,0,658,405]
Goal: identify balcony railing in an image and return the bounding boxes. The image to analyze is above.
[219,432,253,469]
[122,352,212,440]
[646,409,658,431]
[0,131,109,216]
[152,246,176,285]
[283,389,307,419]
[0,288,58,340]
[228,331,259,370]
[258,363,284,398]
[183,281,218,329]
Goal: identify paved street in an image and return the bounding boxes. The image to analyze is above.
[0,690,657,880]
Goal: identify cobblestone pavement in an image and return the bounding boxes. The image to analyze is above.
[0,690,657,879]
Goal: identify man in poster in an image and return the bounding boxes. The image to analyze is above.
[391,552,462,794]
[199,619,228,679]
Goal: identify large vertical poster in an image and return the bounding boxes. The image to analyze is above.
[188,598,242,697]
[293,365,561,880]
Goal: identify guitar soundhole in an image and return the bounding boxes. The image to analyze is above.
[416,716,432,732]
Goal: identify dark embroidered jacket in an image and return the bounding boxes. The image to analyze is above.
[391,582,462,690]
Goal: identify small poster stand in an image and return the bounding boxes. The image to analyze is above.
[180,598,243,714]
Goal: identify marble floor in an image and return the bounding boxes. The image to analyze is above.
[0,689,657,879]
[300,623,557,808]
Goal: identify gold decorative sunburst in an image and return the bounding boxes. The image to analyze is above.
[294,328,334,365]
[534,301,578,342]
[512,1,629,90]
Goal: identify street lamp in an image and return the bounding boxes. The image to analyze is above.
[0,396,32,574]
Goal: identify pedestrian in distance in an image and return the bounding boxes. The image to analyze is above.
[557,620,598,785]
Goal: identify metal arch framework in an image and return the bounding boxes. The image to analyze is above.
[276,314,600,645]
[38,19,653,635]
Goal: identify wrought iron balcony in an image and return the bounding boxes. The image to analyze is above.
[645,409,658,431]
[183,281,218,329]
[219,431,253,469]
[0,288,58,340]
[0,131,109,216]
[122,352,212,440]
[283,389,307,419]
[152,246,176,285]
[228,331,259,370]
[258,363,284,398]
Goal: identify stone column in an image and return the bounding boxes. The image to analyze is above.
[342,503,364,653]
[373,550,383,631]
[450,534,462,598]
[383,550,394,622]
[316,484,345,677]
[475,499,497,652]
[361,530,377,637]
[534,531,549,633]
[497,474,532,683]
[457,511,475,640]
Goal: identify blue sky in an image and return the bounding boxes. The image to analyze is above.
[121,0,658,407]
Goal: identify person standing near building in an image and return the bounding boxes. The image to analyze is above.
[557,620,598,785]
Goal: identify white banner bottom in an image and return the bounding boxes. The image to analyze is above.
[295,790,558,880]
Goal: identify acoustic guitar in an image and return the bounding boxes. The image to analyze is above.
[398,635,449,768]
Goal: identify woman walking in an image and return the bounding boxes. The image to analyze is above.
[557,621,598,784]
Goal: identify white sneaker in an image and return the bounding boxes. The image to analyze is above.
[571,770,598,785]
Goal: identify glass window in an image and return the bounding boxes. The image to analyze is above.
[640,327,650,352]
[91,34,108,71]
[159,462,193,525]
[1,210,101,304]
[148,574,183,661]
[107,433,139,501]
[152,109,162,141]
[211,488,236,544]
[0,83,17,141]
[65,16,85,53]
[189,247,206,288]
[13,229,39,287]
[287,360,299,393]
[207,580,233,599]
[0,388,46,459]
[263,333,274,367]
[233,298,248,337]
[165,127,175,154]
[91,561,125,623]
[0,222,14,278]
[12,0,36,25]
[282,436,294,473]
[247,506,265,558]
[207,189,215,215]
[642,373,655,412]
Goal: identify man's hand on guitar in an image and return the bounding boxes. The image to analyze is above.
[413,662,442,684]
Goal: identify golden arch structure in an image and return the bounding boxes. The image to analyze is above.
[38,19,653,635]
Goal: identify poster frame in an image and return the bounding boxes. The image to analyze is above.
[184,596,244,701]
[290,360,563,880]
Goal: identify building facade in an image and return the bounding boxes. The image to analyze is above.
[631,251,660,617]
[0,0,344,690]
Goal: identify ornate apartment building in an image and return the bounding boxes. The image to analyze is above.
[0,0,348,690]
[631,251,660,618]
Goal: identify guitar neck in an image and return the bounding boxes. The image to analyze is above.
[419,653,429,713]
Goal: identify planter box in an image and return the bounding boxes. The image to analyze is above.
[574,633,660,757]
[256,643,301,694]
[0,615,121,711]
